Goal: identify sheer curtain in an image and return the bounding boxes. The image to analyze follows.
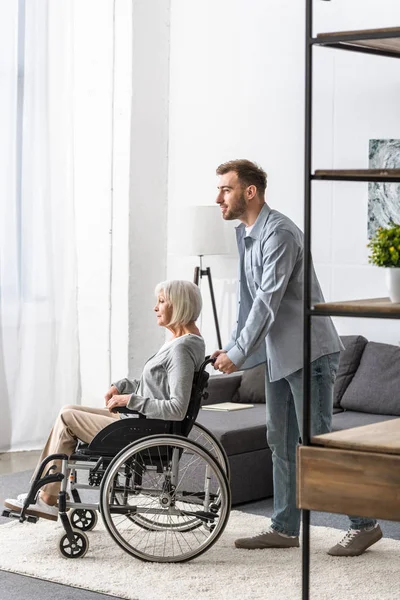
[0,1,80,451]
[0,0,132,452]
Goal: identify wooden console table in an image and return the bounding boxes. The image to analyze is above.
[297,418,400,521]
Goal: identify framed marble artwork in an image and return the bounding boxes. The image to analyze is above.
[368,139,400,238]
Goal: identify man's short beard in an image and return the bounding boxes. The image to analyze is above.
[225,191,247,220]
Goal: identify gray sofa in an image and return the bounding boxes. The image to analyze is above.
[196,335,400,506]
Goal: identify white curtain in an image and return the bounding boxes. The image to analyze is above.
[0,1,131,452]
[0,1,80,451]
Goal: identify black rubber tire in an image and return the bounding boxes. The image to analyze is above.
[58,529,89,559]
[100,434,231,563]
[70,508,98,532]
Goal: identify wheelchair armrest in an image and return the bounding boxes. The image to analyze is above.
[113,407,146,418]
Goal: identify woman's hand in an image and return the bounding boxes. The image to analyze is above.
[104,385,119,404]
[106,394,130,413]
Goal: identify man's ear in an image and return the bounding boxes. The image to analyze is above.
[247,185,257,200]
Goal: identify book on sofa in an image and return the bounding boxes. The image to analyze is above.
[201,402,254,411]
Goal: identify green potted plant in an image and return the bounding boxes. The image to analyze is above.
[367,223,400,302]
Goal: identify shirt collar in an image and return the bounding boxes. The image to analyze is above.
[236,203,271,240]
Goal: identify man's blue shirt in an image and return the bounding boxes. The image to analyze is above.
[225,203,342,381]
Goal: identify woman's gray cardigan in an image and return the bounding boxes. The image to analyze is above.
[112,334,205,421]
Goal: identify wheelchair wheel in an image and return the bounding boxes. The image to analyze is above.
[189,422,230,480]
[70,508,98,532]
[127,423,229,534]
[58,529,89,559]
[99,435,230,562]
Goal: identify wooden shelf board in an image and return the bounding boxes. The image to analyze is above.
[297,444,400,520]
[313,169,400,182]
[315,27,400,56]
[313,297,400,316]
[299,420,400,519]
[311,418,400,455]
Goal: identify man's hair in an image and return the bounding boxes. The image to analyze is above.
[154,280,202,327]
[216,159,267,196]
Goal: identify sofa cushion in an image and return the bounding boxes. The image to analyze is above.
[202,372,242,406]
[332,411,399,432]
[235,363,266,403]
[340,342,400,415]
[333,335,368,407]
[196,405,267,455]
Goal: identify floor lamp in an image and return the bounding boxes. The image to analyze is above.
[182,206,229,349]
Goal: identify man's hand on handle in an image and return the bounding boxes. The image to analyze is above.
[211,350,238,374]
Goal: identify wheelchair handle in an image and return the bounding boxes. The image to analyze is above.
[203,356,216,367]
[199,356,217,374]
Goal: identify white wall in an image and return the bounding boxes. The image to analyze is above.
[167,0,400,351]
[314,0,400,343]
[127,0,171,377]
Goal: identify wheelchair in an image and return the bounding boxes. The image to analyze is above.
[2,357,231,563]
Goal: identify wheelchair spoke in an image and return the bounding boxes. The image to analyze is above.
[189,422,230,479]
[100,436,230,562]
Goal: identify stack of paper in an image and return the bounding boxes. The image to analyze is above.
[201,402,254,411]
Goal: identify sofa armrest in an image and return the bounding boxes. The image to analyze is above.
[201,372,242,405]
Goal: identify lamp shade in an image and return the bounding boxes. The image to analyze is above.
[173,205,230,256]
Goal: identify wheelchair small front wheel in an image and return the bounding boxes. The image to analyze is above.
[58,530,89,559]
[70,508,98,532]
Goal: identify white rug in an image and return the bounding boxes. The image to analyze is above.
[0,510,399,600]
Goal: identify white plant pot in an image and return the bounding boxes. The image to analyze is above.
[385,267,400,303]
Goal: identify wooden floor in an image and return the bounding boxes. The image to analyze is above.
[0,450,41,476]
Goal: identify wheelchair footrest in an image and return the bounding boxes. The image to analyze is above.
[1,508,38,523]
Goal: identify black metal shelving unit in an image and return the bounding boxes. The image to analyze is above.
[302,4,400,599]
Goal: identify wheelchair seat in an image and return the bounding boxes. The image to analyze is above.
[76,358,211,457]
[74,418,173,457]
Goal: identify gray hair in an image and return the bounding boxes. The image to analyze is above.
[154,280,202,327]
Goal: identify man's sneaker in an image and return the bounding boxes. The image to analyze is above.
[235,526,300,549]
[4,495,58,522]
[328,524,383,557]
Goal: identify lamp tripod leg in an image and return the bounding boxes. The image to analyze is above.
[206,267,222,349]
[193,265,222,349]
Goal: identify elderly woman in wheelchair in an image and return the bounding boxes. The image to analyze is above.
[3,280,231,562]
